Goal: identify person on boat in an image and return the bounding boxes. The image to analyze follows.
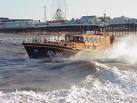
[110,34,115,46]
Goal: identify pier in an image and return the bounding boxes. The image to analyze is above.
[0,24,137,36]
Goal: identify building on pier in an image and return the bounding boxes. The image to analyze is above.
[0,18,40,29]
[111,16,137,24]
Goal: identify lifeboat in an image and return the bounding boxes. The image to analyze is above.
[22,31,114,59]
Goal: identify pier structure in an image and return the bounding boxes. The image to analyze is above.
[0,24,137,37]
[108,24,137,36]
[0,24,101,34]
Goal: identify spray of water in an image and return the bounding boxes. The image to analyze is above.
[103,35,137,64]
[0,62,137,103]
[68,35,137,64]
[1,34,137,102]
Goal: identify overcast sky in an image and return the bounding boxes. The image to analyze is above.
[0,0,137,21]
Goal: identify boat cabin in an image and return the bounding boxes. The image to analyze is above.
[62,32,111,49]
[43,30,113,50]
[65,33,105,43]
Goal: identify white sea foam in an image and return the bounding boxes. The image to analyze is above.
[0,62,137,103]
[68,35,137,64]
[0,33,137,103]
[103,35,137,64]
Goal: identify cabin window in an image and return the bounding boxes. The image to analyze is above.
[90,37,94,42]
[94,37,97,42]
[65,36,73,42]
[90,37,93,42]
[65,37,69,42]
[69,37,73,41]
[87,37,90,42]
[98,37,102,42]
[84,37,88,42]
[74,36,83,42]
[99,37,104,42]
[84,37,94,42]
[84,36,102,42]
[101,37,103,42]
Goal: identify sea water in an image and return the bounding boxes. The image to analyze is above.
[0,33,137,103]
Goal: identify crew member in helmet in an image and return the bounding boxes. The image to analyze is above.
[110,34,115,45]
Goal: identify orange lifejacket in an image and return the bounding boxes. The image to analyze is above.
[110,35,115,44]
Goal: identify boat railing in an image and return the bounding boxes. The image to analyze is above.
[23,35,45,44]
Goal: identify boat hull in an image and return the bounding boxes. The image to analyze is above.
[23,43,79,59]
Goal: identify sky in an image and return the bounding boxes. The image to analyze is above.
[0,0,137,21]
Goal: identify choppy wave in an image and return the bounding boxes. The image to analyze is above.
[0,33,137,103]
[101,35,137,64]
[0,62,137,103]
[0,60,96,91]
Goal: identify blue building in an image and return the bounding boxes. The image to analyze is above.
[111,16,137,24]
[80,16,97,24]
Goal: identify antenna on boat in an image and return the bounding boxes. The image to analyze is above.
[102,13,108,34]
